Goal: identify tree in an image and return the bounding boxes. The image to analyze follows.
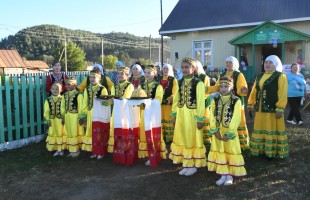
[137,57,152,66]
[102,55,118,70]
[54,42,87,71]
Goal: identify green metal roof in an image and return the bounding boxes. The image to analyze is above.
[229,21,310,45]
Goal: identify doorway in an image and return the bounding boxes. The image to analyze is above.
[261,44,282,72]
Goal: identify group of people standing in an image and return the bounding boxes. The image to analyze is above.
[44,54,301,186]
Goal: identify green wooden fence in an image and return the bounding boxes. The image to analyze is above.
[0,72,88,144]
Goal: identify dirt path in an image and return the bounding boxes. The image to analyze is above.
[1,111,310,199]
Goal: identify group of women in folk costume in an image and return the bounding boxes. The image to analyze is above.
[44,54,289,185]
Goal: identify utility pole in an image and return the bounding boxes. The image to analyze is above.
[64,36,67,72]
[149,34,151,62]
[158,44,160,63]
[101,38,104,66]
[160,0,164,67]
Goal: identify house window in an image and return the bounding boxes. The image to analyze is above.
[193,40,212,67]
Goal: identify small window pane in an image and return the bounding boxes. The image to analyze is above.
[204,42,211,48]
[195,43,202,48]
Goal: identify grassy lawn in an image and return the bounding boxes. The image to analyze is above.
[0,111,310,200]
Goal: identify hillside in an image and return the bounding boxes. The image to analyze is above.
[0,24,170,67]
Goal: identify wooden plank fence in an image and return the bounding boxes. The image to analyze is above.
[0,72,89,145]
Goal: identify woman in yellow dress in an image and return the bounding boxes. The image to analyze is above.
[139,64,167,167]
[77,64,114,94]
[159,64,178,142]
[207,56,249,150]
[248,55,288,159]
[61,77,84,157]
[44,83,65,156]
[170,57,206,176]
[208,76,246,186]
[81,70,110,159]
[129,64,145,89]
[107,67,135,165]
[195,60,211,144]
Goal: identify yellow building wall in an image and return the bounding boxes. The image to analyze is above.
[168,21,310,72]
[169,27,250,69]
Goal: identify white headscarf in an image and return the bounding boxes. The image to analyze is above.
[226,56,240,72]
[131,64,145,76]
[195,60,206,75]
[162,64,174,77]
[265,55,283,72]
[93,63,104,75]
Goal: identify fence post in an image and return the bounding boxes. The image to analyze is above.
[21,75,28,138]
[0,76,4,143]
[5,76,13,141]
[35,76,42,135]
[13,76,21,140]
[28,75,35,136]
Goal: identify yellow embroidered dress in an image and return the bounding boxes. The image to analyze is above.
[81,84,108,152]
[107,80,134,153]
[207,71,249,149]
[248,71,288,158]
[208,94,247,177]
[61,89,84,153]
[44,95,65,152]
[169,76,207,168]
[138,81,167,160]
[159,75,178,142]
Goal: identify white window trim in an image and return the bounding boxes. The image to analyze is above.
[192,40,213,67]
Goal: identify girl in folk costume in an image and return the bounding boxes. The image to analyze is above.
[207,56,249,150]
[61,77,84,157]
[159,64,178,142]
[170,57,206,176]
[81,70,111,159]
[107,67,135,165]
[46,61,68,95]
[44,83,65,156]
[77,64,114,94]
[208,76,246,186]
[195,60,211,144]
[129,64,145,89]
[248,55,288,159]
[139,64,167,167]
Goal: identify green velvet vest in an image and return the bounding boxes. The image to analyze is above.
[254,71,281,112]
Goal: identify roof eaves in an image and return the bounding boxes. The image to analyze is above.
[160,17,310,35]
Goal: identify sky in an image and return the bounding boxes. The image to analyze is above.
[0,0,179,40]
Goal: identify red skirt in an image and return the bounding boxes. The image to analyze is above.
[92,121,110,156]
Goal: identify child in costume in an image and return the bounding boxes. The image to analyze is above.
[206,56,249,150]
[61,77,84,157]
[139,64,167,168]
[81,70,110,159]
[159,64,178,143]
[208,76,246,186]
[169,57,206,176]
[44,83,65,156]
[107,67,135,165]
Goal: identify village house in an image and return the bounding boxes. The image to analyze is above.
[159,0,310,82]
[0,50,49,74]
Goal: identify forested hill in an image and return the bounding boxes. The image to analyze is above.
[0,24,169,66]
